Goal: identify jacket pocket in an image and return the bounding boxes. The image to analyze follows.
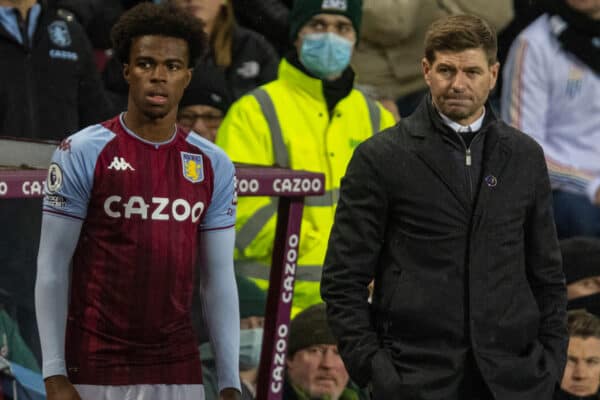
[370,349,401,399]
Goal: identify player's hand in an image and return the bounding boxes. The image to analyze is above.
[44,375,82,400]
[595,187,600,205]
[219,387,241,400]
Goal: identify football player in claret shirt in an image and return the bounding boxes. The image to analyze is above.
[35,3,241,400]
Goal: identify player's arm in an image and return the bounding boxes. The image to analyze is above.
[35,214,83,400]
[198,149,241,397]
[198,227,242,398]
[35,130,99,400]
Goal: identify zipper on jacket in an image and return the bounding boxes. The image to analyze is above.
[452,131,475,202]
[465,147,473,201]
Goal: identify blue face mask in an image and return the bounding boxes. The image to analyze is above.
[239,328,263,371]
[299,32,354,79]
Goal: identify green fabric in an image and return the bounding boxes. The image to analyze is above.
[291,382,361,400]
[236,273,267,318]
[289,0,363,42]
[289,303,336,356]
[0,309,40,372]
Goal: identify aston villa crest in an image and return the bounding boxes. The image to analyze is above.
[181,152,204,183]
[48,20,72,47]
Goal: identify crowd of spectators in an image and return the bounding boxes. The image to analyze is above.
[1,0,599,399]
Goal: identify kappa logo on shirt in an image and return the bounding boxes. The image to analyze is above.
[108,157,135,171]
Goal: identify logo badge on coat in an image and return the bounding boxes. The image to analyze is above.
[485,175,498,188]
[48,20,72,47]
[181,152,204,183]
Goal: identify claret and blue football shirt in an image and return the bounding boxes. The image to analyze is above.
[42,114,236,385]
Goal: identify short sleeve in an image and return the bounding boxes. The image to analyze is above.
[42,125,114,219]
[201,151,237,231]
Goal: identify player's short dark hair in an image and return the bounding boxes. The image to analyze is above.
[424,14,497,65]
[568,309,600,340]
[111,3,206,67]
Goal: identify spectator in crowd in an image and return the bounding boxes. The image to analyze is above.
[501,0,600,238]
[352,0,513,117]
[201,274,266,400]
[497,0,547,59]
[35,3,241,400]
[562,237,600,318]
[178,63,231,142]
[0,0,114,365]
[170,0,279,100]
[55,1,162,51]
[56,0,124,50]
[0,0,112,140]
[556,310,600,400]
[0,306,40,372]
[216,0,395,316]
[232,0,292,55]
[285,303,366,400]
[104,0,279,108]
[321,14,567,399]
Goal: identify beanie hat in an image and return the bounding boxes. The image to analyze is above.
[180,63,231,114]
[289,0,363,42]
[560,237,600,285]
[288,303,337,356]
[236,274,267,319]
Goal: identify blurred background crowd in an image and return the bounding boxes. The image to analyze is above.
[0,0,599,398]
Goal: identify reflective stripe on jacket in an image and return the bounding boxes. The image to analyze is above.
[216,59,396,311]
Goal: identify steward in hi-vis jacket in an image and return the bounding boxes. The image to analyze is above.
[216,0,396,315]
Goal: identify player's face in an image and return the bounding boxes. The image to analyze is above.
[561,336,600,396]
[124,35,192,121]
[422,48,499,126]
[286,345,349,399]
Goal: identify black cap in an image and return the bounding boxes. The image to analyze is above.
[180,63,231,114]
[288,303,337,356]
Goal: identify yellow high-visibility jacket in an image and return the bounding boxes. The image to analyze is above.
[216,59,395,314]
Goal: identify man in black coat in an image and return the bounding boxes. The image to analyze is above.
[321,14,568,400]
[0,0,113,364]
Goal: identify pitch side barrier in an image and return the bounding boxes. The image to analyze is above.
[0,164,325,400]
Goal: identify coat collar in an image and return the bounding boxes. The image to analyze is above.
[407,94,513,214]
[278,55,355,103]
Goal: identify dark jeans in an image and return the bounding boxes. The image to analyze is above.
[552,191,600,239]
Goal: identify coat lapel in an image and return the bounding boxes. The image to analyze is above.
[414,132,471,214]
[473,127,512,219]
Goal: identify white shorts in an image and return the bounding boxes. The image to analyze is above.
[74,384,205,400]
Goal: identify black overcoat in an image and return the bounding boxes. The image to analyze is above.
[321,99,568,400]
